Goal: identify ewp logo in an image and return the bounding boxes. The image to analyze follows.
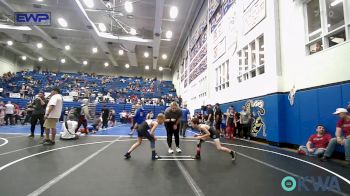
[281,176,341,192]
[15,12,51,26]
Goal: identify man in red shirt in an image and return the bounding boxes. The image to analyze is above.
[298,125,331,157]
[321,108,350,167]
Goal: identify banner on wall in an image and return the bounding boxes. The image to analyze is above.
[9,93,21,98]
[243,0,266,34]
[225,0,238,52]
[210,6,223,33]
[221,0,235,15]
[209,0,221,19]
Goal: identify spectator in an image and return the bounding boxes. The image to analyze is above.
[0,101,5,125]
[146,111,154,120]
[101,104,109,129]
[180,103,190,137]
[321,108,350,167]
[214,103,223,136]
[109,109,116,127]
[29,92,47,137]
[298,125,331,157]
[240,106,251,140]
[43,87,63,145]
[206,104,214,126]
[60,113,79,140]
[5,101,14,125]
[226,106,236,139]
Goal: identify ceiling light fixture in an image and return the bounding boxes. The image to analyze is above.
[21,56,27,61]
[7,40,13,46]
[162,54,167,60]
[331,0,343,7]
[92,47,98,53]
[125,64,130,68]
[125,1,133,13]
[130,28,137,35]
[37,43,43,49]
[166,30,173,39]
[170,6,178,19]
[118,49,124,55]
[65,45,71,50]
[38,57,43,62]
[98,23,106,32]
[159,67,163,71]
[61,58,66,63]
[144,52,149,58]
[83,60,88,65]
[104,62,109,67]
[145,65,149,70]
[83,0,94,8]
[57,18,68,27]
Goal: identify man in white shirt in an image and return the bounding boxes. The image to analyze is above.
[43,88,63,145]
[5,101,14,125]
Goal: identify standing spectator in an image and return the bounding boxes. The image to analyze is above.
[5,101,14,125]
[214,103,223,136]
[164,102,182,154]
[240,106,251,140]
[180,103,190,137]
[101,104,109,129]
[75,101,90,134]
[129,104,145,135]
[298,125,331,157]
[108,109,116,127]
[0,101,5,125]
[43,88,63,145]
[226,107,236,139]
[321,108,350,167]
[206,104,214,126]
[29,92,47,137]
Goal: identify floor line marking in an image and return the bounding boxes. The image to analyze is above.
[0,144,42,156]
[211,141,350,185]
[162,141,205,196]
[27,137,120,196]
[159,155,193,158]
[0,139,138,172]
[5,135,28,139]
[158,159,195,161]
[0,138,9,147]
[237,152,347,196]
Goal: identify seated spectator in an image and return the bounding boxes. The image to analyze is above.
[91,115,102,133]
[321,108,350,167]
[60,114,79,140]
[146,111,154,119]
[297,125,331,157]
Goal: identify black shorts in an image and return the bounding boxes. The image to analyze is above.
[137,121,150,138]
[209,127,220,139]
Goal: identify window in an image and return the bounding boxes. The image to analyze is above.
[215,60,229,91]
[237,35,265,83]
[305,0,348,55]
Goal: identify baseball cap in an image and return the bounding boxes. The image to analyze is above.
[332,108,348,114]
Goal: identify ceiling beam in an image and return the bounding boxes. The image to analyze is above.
[73,0,118,66]
[0,0,80,64]
[152,0,164,70]
[1,45,36,61]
